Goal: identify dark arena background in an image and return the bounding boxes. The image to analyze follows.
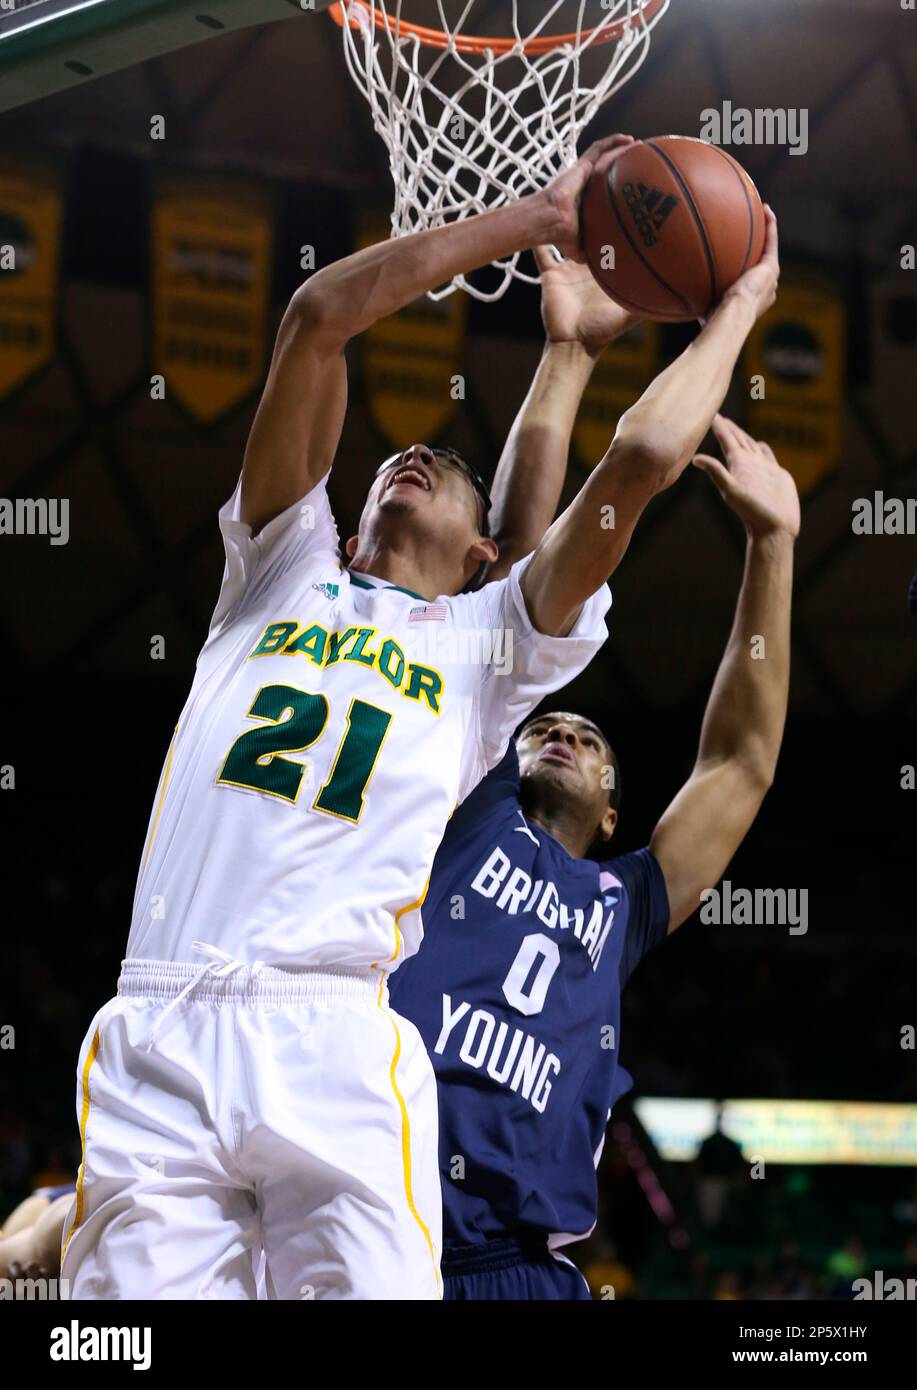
[1,0,916,1324]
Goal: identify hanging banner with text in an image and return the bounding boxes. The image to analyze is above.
[151,175,273,424]
[358,213,467,447]
[745,279,846,496]
[573,320,660,470]
[0,160,62,399]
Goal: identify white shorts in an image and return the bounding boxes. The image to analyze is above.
[60,958,442,1301]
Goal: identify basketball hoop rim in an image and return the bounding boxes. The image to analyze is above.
[328,0,667,56]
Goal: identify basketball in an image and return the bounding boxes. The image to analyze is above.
[580,135,766,321]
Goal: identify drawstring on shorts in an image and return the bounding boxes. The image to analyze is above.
[116,947,384,1053]
[142,942,265,1051]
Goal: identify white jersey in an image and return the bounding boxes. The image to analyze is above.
[126,474,610,971]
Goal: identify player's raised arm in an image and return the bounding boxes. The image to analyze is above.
[241,135,632,535]
[649,417,799,932]
[519,208,781,636]
[486,229,641,583]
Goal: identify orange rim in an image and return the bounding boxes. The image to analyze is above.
[329,1,666,56]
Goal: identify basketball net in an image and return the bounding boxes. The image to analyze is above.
[330,1,670,300]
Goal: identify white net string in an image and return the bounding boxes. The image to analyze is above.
[334,0,669,300]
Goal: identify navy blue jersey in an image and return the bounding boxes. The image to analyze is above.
[389,743,670,1250]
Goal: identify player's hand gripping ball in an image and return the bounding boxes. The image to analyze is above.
[580,135,766,321]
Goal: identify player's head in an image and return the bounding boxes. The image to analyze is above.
[516,711,620,856]
[345,444,497,593]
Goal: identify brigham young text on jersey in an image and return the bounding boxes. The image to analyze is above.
[390,744,669,1248]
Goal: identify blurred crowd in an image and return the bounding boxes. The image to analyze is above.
[573,1098,917,1299]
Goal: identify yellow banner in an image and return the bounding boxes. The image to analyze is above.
[573,321,660,469]
[152,176,273,424]
[746,279,846,495]
[358,214,467,447]
[0,161,62,398]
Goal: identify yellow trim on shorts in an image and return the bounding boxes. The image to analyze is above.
[378,997,442,1295]
[62,1026,101,1258]
[143,723,179,866]
[372,879,440,1294]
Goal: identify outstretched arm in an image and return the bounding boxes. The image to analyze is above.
[486,232,640,583]
[520,206,781,636]
[240,136,629,534]
[649,417,800,932]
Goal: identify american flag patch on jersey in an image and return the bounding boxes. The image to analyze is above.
[409,603,447,622]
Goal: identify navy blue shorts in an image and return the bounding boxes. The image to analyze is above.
[442,1237,592,1301]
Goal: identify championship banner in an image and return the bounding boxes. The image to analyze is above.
[573,320,660,469]
[151,175,273,425]
[745,278,846,496]
[357,213,467,447]
[0,160,62,399]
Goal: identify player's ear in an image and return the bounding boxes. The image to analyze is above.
[463,536,499,587]
[344,534,359,559]
[598,805,618,844]
[469,536,499,567]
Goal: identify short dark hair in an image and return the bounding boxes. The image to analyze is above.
[434,447,491,592]
[432,447,492,533]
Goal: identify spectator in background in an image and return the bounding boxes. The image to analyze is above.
[695,1102,746,1232]
[885,1233,917,1298]
[825,1233,867,1297]
[0,1115,31,1198]
[712,1268,742,1300]
[768,1237,816,1299]
[581,1237,637,1300]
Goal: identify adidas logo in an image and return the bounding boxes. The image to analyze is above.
[622,182,678,248]
[311,581,339,601]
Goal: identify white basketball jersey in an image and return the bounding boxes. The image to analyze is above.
[126,474,610,971]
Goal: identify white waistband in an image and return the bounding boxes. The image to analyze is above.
[122,944,387,1054]
[118,956,383,1005]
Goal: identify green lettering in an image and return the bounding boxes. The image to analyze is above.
[283,623,328,664]
[378,638,406,689]
[326,627,357,665]
[405,664,443,714]
[345,628,379,667]
[251,622,299,657]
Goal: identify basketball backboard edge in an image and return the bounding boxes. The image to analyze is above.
[0,0,336,115]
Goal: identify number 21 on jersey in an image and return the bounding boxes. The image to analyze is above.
[218,683,391,824]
